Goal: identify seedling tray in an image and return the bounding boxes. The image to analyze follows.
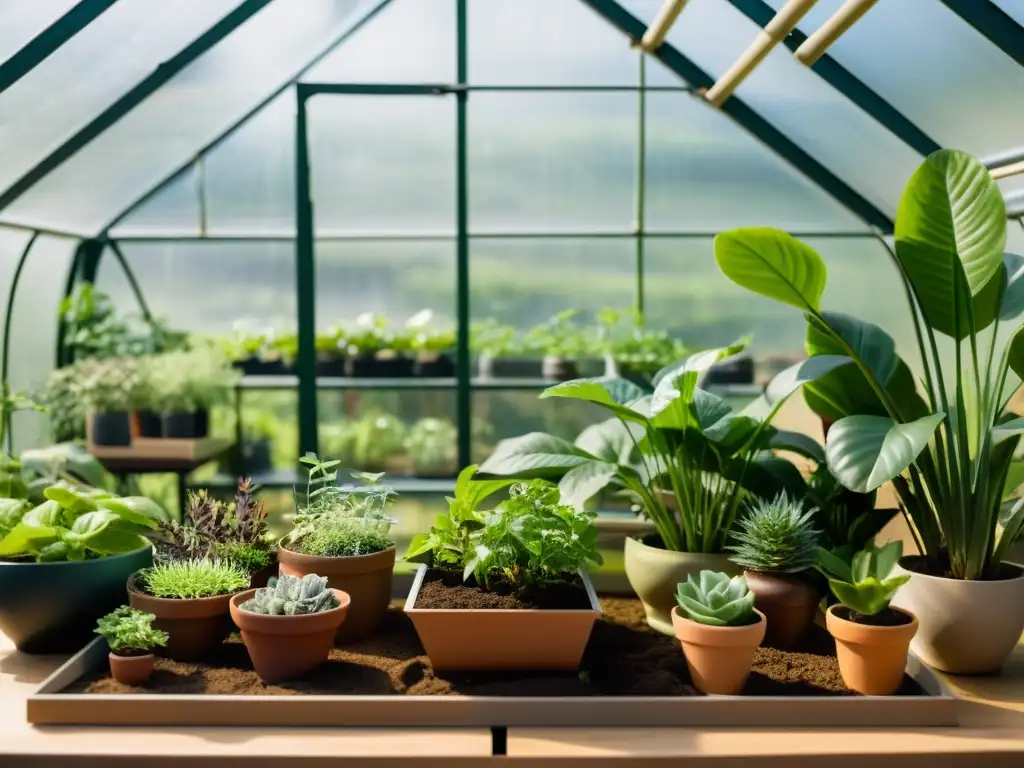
[27,598,956,728]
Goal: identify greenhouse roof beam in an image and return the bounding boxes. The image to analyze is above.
[0,0,278,216]
[579,0,893,232]
[939,0,1024,69]
[0,219,85,241]
[724,0,939,156]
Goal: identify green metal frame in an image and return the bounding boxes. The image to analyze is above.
[939,0,1024,68]
[1,233,40,451]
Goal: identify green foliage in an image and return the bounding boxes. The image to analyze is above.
[214,541,271,573]
[37,366,86,442]
[95,606,168,654]
[0,498,29,539]
[405,309,455,355]
[329,412,406,470]
[298,518,393,558]
[141,346,239,413]
[728,492,821,573]
[241,573,340,615]
[344,312,392,357]
[405,417,457,474]
[675,570,757,627]
[599,308,689,376]
[806,463,890,554]
[471,319,522,358]
[74,356,147,413]
[815,541,910,618]
[522,309,587,358]
[714,149,1023,579]
[140,558,249,599]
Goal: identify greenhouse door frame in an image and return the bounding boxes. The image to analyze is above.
[294,82,470,466]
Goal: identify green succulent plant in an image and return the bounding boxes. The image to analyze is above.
[95,606,168,655]
[675,570,757,627]
[139,558,249,599]
[240,573,340,616]
[815,541,910,618]
[728,492,821,573]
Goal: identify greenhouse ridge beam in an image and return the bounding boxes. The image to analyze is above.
[0,0,277,215]
[939,0,1024,69]
[579,0,893,232]
[723,0,940,156]
[0,0,119,94]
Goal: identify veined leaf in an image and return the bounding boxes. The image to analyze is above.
[714,227,828,311]
[478,433,599,478]
[0,521,61,556]
[825,413,945,493]
[574,418,641,465]
[742,355,851,421]
[558,461,621,509]
[650,341,748,428]
[767,428,826,463]
[540,377,649,423]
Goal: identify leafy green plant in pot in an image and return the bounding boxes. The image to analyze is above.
[405,309,456,377]
[145,347,239,438]
[405,471,602,670]
[278,455,398,641]
[344,312,414,377]
[478,342,849,634]
[713,149,1024,674]
[472,319,536,378]
[672,570,765,694]
[728,492,822,648]
[405,417,457,478]
[817,542,916,695]
[77,356,145,446]
[523,309,586,380]
[332,411,407,473]
[95,606,168,685]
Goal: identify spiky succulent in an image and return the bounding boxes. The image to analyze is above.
[728,492,821,573]
[675,570,756,627]
[241,573,340,616]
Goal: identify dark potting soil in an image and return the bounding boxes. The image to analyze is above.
[413,569,592,610]
[66,597,925,698]
[901,554,1023,581]
[832,606,914,627]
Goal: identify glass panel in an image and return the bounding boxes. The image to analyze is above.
[305,0,455,83]
[993,0,1024,27]
[111,163,201,236]
[645,92,864,231]
[0,227,32,328]
[470,93,636,231]
[469,0,638,85]
[5,0,377,235]
[0,0,79,61]
[1007,220,1024,254]
[0,0,242,193]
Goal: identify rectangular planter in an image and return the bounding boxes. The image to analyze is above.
[403,565,601,671]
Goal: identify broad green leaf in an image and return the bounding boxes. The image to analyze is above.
[43,486,99,515]
[0,498,28,535]
[0,521,61,556]
[741,355,851,421]
[999,253,1024,320]
[478,433,599,478]
[702,413,760,457]
[815,546,852,582]
[894,149,1006,339]
[574,418,641,465]
[1008,325,1024,381]
[21,500,62,528]
[766,429,825,463]
[650,342,747,427]
[66,509,120,541]
[102,498,163,530]
[558,461,621,509]
[453,465,515,511]
[994,415,1024,445]
[72,527,148,555]
[689,388,734,431]
[540,377,649,423]
[726,452,808,499]
[19,442,107,489]
[873,540,903,578]
[714,227,827,311]
[404,533,434,562]
[825,413,945,493]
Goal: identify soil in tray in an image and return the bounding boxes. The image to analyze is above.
[413,569,592,610]
[66,597,925,697]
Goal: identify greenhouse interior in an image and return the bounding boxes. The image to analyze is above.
[2,0,1024,763]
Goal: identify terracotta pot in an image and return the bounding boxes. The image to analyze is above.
[229,588,351,683]
[277,543,395,642]
[108,652,155,686]
[405,565,601,671]
[624,535,739,635]
[127,574,241,661]
[826,604,917,695]
[672,606,766,695]
[891,558,1024,674]
[743,570,820,648]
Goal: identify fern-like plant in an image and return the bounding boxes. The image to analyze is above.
[240,573,340,616]
[728,492,821,574]
[139,558,249,599]
[95,606,168,655]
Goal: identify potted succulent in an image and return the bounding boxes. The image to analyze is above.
[127,557,250,660]
[817,542,917,695]
[405,417,457,478]
[94,606,168,685]
[277,454,397,641]
[407,309,456,378]
[0,484,160,653]
[523,309,585,381]
[672,570,765,695]
[714,149,1024,673]
[405,472,602,670]
[78,357,145,446]
[473,319,539,379]
[230,573,350,683]
[344,312,414,378]
[727,492,822,648]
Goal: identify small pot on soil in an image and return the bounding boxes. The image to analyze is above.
[891,556,1024,674]
[672,606,766,695]
[542,356,578,380]
[127,574,241,661]
[92,412,132,446]
[277,544,395,642]
[230,588,351,683]
[108,652,155,686]
[743,570,820,649]
[404,565,601,671]
[625,535,740,636]
[825,604,917,695]
[162,410,209,439]
[136,410,162,438]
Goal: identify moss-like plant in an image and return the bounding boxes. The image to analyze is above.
[95,606,168,655]
[675,571,757,627]
[241,573,340,616]
[298,518,392,558]
[728,492,821,573]
[139,558,249,599]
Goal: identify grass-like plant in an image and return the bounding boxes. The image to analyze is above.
[139,558,249,599]
[815,542,910,620]
[675,571,757,627]
[298,518,393,558]
[728,492,821,573]
[94,606,168,655]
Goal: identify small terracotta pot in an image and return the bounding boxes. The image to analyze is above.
[825,603,917,695]
[108,652,155,685]
[277,544,395,642]
[230,588,351,683]
[743,570,820,649]
[672,606,766,695]
[127,574,241,661]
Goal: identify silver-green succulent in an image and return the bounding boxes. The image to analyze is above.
[675,570,757,627]
[240,573,340,616]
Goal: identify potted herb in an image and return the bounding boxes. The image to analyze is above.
[473,319,538,378]
[407,310,456,377]
[728,493,822,648]
[268,331,298,371]
[405,472,602,670]
[229,573,350,683]
[226,324,289,375]
[277,454,397,640]
[523,309,585,381]
[344,312,414,378]
[714,149,1024,674]
[37,366,88,442]
[817,542,917,695]
[78,357,145,446]
[145,348,238,438]
[127,557,250,660]
[405,417,457,478]
[672,570,765,695]
[0,484,159,653]
[331,412,407,473]
[94,606,168,685]
[315,326,347,376]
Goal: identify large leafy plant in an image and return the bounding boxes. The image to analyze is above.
[479,343,847,553]
[714,149,1023,580]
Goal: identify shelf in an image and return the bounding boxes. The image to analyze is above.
[191,471,455,494]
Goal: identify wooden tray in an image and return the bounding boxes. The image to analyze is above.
[27,637,957,728]
[88,437,230,463]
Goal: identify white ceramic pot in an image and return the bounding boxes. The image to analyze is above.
[891,558,1024,675]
